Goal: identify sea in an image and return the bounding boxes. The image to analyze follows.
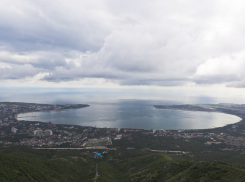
[1,87,244,130]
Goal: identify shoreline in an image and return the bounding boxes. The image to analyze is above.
[16,105,90,121]
[153,108,243,130]
[152,107,243,122]
[16,105,243,131]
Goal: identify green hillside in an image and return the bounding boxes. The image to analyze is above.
[1,147,245,182]
[0,148,95,182]
[97,151,245,182]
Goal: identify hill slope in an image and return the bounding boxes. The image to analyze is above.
[97,152,245,182]
[1,147,245,182]
[0,152,95,182]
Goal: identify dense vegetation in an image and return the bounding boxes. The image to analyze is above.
[112,132,229,153]
[0,147,95,182]
[1,146,245,181]
[96,150,245,182]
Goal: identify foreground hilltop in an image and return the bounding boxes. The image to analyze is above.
[0,146,245,182]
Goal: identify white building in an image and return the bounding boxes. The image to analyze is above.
[44,130,53,136]
[114,135,122,140]
[34,130,43,136]
[11,127,18,134]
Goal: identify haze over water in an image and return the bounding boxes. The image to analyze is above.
[6,87,242,130]
[18,102,240,130]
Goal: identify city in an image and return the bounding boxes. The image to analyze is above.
[1,102,245,155]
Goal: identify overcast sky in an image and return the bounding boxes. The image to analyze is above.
[1,0,245,89]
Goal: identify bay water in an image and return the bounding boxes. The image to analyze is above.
[17,100,241,130]
[0,87,242,130]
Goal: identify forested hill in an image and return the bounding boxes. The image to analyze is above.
[1,147,245,182]
[0,148,95,182]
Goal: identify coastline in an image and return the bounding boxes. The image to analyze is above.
[16,104,243,131]
[15,111,39,120]
[152,107,243,122]
[153,105,244,130]
[16,105,90,121]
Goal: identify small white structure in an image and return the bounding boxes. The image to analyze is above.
[114,135,122,140]
[11,127,18,134]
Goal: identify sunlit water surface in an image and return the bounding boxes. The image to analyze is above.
[18,102,241,130]
[0,87,243,130]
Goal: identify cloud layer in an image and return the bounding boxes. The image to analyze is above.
[1,0,245,87]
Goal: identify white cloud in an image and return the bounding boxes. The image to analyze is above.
[0,63,40,79]
[1,0,245,87]
[195,55,243,76]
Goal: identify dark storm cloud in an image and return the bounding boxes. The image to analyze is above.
[1,0,245,87]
